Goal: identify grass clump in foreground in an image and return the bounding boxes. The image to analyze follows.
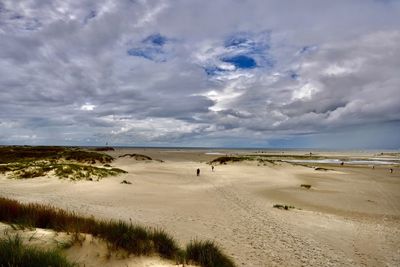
[273,204,296,210]
[0,197,235,267]
[186,240,235,267]
[0,235,75,267]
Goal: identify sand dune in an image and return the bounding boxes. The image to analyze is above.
[0,223,191,267]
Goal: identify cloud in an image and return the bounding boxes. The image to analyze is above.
[0,0,399,148]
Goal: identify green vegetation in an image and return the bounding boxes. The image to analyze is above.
[92,147,115,151]
[273,204,296,210]
[186,240,235,267]
[209,153,333,165]
[300,184,312,189]
[0,146,125,180]
[0,161,126,180]
[62,150,113,164]
[0,146,113,164]
[314,167,329,171]
[119,154,153,160]
[209,156,275,165]
[0,235,75,267]
[209,156,247,164]
[0,197,235,267]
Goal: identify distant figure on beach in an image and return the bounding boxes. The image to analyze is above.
[197,168,200,176]
[340,162,344,166]
[372,165,375,169]
[390,168,393,173]
[211,165,214,172]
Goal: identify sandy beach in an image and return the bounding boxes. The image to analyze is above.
[1,148,399,266]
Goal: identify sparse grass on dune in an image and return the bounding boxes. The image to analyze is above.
[92,147,115,151]
[209,156,274,165]
[273,204,296,210]
[0,197,236,267]
[62,150,113,164]
[119,153,153,160]
[209,154,328,166]
[0,146,113,164]
[0,235,76,267]
[314,167,330,171]
[0,161,127,180]
[209,156,246,164]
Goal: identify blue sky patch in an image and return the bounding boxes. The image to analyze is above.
[143,33,167,46]
[222,55,257,69]
[127,33,170,62]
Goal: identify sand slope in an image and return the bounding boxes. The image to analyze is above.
[0,223,191,267]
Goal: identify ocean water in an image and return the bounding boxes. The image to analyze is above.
[285,159,397,165]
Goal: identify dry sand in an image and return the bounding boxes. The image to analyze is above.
[1,148,399,266]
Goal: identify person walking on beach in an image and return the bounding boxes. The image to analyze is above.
[211,165,214,172]
[390,168,393,173]
[196,168,200,176]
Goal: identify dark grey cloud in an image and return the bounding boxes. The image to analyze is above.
[0,0,399,148]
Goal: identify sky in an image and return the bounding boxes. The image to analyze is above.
[0,0,400,149]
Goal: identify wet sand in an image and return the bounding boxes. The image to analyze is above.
[1,148,399,266]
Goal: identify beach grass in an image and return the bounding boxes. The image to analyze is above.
[0,197,235,267]
[0,146,113,164]
[273,204,296,210]
[209,156,274,165]
[0,234,76,267]
[186,240,235,267]
[119,153,153,160]
[0,161,126,180]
